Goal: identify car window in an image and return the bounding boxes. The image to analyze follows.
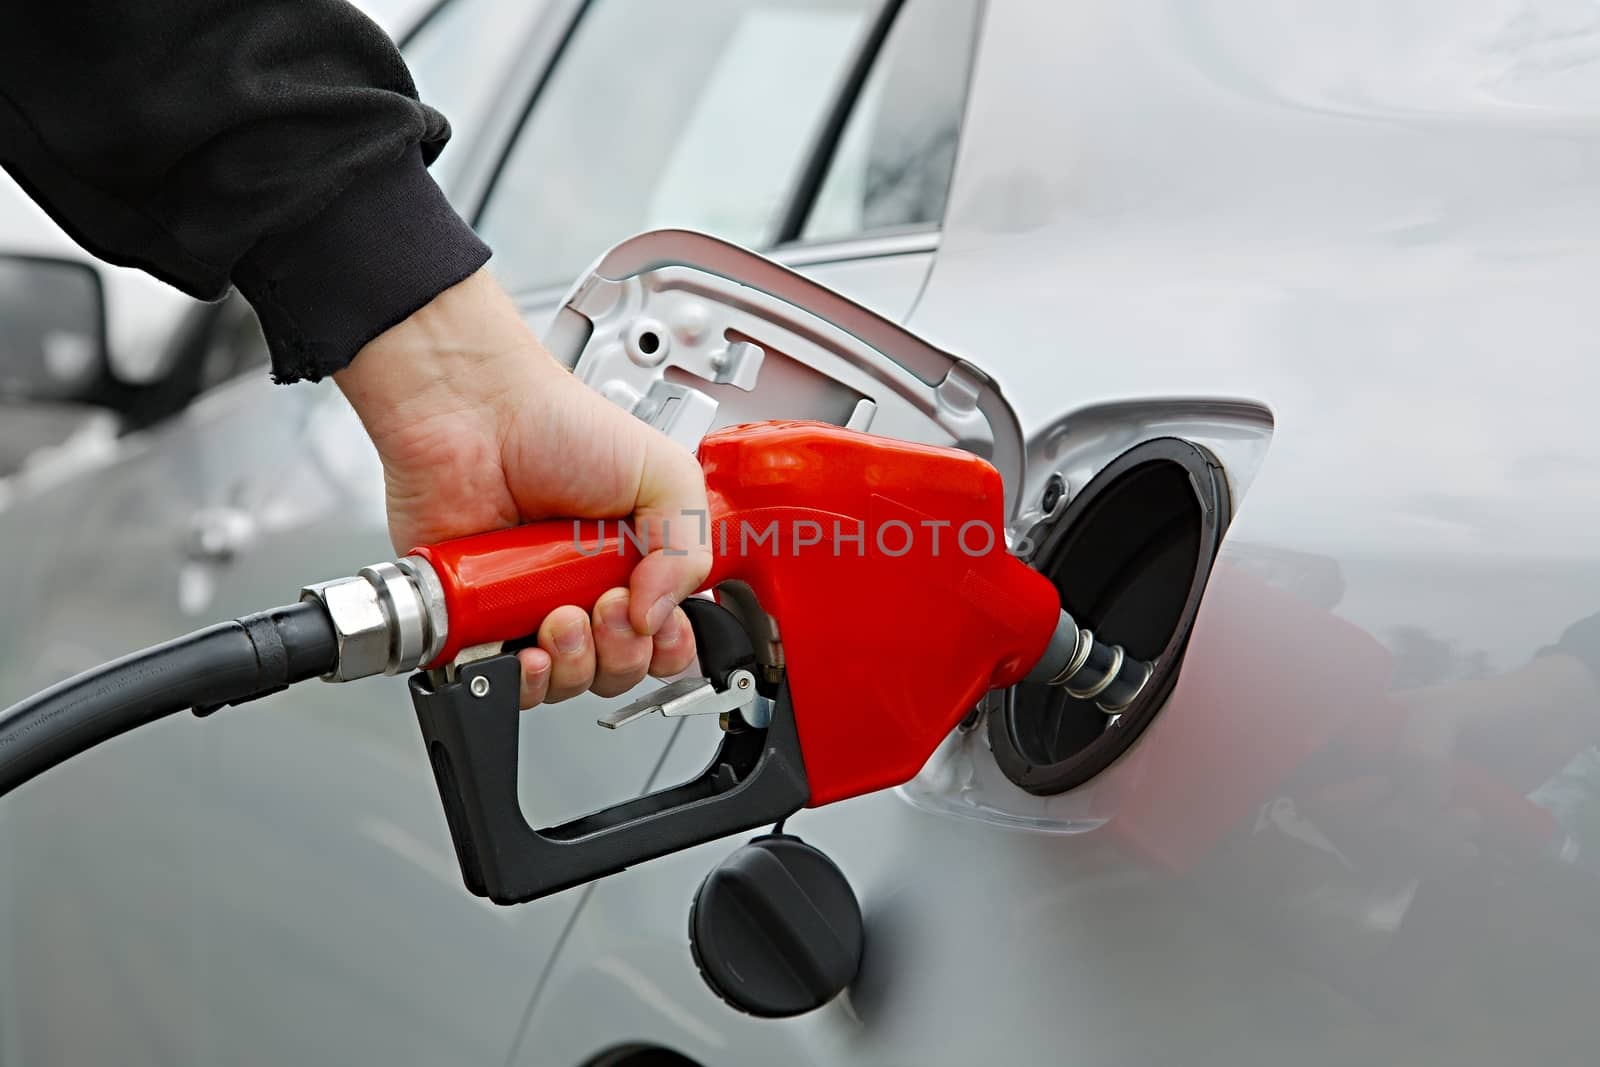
[477,0,876,294]
[800,0,982,243]
[403,0,550,195]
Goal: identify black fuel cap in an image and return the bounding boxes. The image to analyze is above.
[689,834,863,1017]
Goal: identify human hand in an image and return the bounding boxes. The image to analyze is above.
[334,269,709,707]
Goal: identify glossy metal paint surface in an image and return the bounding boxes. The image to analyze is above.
[6,0,1598,1063]
[519,1,1600,1063]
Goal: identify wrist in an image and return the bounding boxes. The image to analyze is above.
[335,269,562,452]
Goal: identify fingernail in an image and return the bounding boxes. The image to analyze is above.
[645,595,677,634]
[655,617,682,649]
[555,620,586,655]
[601,595,633,634]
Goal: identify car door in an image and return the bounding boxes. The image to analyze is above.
[0,366,316,1067]
[184,1,984,1066]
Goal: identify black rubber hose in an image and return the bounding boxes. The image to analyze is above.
[0,601,337,798]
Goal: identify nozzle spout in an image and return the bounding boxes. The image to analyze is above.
[1023,611,1152,713]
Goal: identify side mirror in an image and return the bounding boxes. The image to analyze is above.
[0,254,114,405]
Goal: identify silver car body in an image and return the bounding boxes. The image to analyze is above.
[4,0,1600,1064]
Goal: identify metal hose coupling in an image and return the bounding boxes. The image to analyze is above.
[300,556,449,682]
[1023,610,1153,713]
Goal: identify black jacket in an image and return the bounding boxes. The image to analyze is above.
[0,1,489,383]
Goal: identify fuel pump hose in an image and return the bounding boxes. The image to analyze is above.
[0,601,337,797]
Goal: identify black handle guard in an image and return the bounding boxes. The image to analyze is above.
[411,603,810,905]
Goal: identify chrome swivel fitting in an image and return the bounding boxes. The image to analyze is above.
[300,557,449,682]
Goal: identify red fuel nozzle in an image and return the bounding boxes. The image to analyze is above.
[401,421,1158,906]
[408,421,1142,807]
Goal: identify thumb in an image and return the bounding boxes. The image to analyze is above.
[627,432,712,635]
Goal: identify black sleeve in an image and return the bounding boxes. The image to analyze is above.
[0,2,490,383]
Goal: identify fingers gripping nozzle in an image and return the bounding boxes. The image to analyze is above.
[1023,611,1153,713]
